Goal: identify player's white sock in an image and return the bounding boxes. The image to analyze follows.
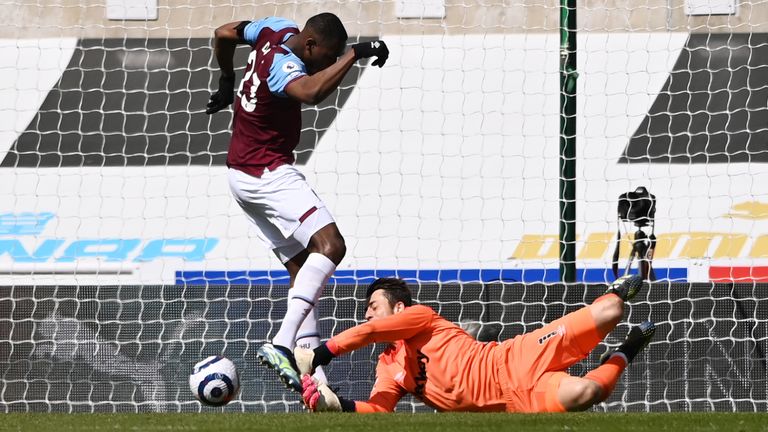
[295,309,328,384]
[272,253,335,351]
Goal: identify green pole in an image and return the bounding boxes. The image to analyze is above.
[559,0,577,283]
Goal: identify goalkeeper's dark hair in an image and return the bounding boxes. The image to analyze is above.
[305,13,348,47]
[366,278,413,307]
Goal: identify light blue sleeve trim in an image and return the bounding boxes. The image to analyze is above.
[242,18,266,45]
[267,52,307,97]
[242,17,298,45]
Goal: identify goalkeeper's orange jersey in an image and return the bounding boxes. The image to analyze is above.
[326,305,507,412]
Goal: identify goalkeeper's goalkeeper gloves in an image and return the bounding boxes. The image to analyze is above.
[205,74,235,114]
[351,40,389,68]
[301,375,342,412]
[294,344,336,376]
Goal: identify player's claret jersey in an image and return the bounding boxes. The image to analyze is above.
[326,305,509,412]
[227,17,307,177]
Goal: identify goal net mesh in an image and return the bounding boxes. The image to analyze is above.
[1,0,767,413]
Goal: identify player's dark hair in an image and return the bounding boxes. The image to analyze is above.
[366,278,413,307]
[305,13,348,47]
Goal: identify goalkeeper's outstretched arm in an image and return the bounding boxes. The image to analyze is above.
[296,305,434,375]
[301,375,355,412]
[302,375,403,413]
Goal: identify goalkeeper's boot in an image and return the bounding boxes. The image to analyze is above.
[257,343,302,393]
[604,274,644,302]
[601,321,656,365]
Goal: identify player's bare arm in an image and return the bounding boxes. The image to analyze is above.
[212,21,246,78]
[206,21,247,114]
[284,41,389,105]
[283,50,356,105]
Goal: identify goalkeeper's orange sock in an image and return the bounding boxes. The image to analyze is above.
[583,354,627,400]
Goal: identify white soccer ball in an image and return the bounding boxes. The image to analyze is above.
[189,356,240,406]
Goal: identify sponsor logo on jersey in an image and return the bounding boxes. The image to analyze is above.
[537,325,566,345]
[413,350,429,397]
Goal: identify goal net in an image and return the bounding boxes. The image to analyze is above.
[1,0,768,413]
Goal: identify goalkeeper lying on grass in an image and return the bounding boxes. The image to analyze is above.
[294,276,655,413]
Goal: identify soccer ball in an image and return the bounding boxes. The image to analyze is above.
[189,356,240,406]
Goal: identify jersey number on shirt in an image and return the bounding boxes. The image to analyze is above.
[237,42,270,112]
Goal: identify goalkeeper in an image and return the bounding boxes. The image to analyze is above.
[295,276,655,413]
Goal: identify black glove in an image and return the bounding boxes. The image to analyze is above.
[205,74,236,114]
[351,40,389,68]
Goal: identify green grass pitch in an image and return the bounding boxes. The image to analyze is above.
[3,412,767,432]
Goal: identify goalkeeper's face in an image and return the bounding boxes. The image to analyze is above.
[365,289,405,322]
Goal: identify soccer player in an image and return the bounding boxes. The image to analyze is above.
[295,275,656,412]
[206,13,389,393]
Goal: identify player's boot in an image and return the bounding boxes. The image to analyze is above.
[601,321,656,365]
[604,274,644,302]
[257,343,302,393]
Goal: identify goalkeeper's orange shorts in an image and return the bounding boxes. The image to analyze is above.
[494,306,603,412]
